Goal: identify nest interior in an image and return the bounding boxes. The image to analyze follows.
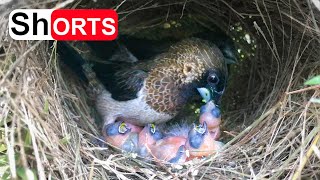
[0,0,319,179]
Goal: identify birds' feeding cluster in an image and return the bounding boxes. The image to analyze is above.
[55,35,237,164]
[103,99,223,164]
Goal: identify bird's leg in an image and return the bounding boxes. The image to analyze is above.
[199,101,221,140]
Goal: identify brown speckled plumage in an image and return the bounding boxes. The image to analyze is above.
[67,38,227,126]
[144,38,225,115]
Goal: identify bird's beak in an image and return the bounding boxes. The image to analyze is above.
[224,51,238,64]
[147,123,163,141]
[104,121,131,136]
[197,87,211,103]
[222,46,238,65]
[187,122,208,149]
[197,86,223,104]
[118,122,131,134]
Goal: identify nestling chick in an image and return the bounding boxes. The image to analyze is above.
[103,121,140,153]
[138,124,163,157]
[185,122,224,158]
[199,100,221,140]
[150,136,187,163]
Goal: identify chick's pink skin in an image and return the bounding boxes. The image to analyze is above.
[209,127,221,140]
[186,140,224,161]
[138,126,157,146]
[199,112,221,129]
[138,125,159,157]
[125,123,143,133]
[185,131,218,158]
[102,122,141,150]
[150,136,187,163]
[105,132,138,150]
[199,101,221,140]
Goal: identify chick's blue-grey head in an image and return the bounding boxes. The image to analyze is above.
[188,122,208,149]
[104,121,131,137]
[148,124,163,140]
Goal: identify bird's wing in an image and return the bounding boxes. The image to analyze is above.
[108,68,148,101]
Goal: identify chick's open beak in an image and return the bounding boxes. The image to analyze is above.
[103,121,140,153]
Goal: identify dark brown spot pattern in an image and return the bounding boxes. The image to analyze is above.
[145,38,225,115]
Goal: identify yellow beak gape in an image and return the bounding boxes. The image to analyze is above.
[150,123,156,134]
[118,122,128,134]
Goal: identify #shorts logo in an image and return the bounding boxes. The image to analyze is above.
[9,9,118,41]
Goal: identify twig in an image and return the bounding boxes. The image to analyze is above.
[0,41,42,86]
[287,85,320,94]
[53,0,74,9]
[292,133,320,180]
[311,0,320,11]
[115,0,127,11]
[180,0,188,19]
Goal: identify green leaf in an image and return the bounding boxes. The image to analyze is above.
[24,130,32,147]
[0,155,8,166]
[1,167,10,180]
[304,75,320,85]
[59,134,71,145]
[17,167,37,180]
[0,144,7,153]
[43,99,49,113]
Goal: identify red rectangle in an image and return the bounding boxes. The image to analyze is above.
[51,9,118,41]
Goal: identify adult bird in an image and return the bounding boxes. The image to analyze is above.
[94,38,227,126]
[55,37,228,157]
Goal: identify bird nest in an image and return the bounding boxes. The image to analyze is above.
[0,0,319,179]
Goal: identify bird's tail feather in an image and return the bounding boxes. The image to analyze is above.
[53,41,105,93]
[54,41,88,82]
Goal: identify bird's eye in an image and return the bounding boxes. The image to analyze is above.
[207,74,219,85]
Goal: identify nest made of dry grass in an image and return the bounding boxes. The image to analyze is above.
[0,0,319,179]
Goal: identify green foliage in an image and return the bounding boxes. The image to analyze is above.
[59,134,71,145]
[0,155,13,179]
[24,130,32,147]
[1,167,10,180]
[0,128,39,179]
[17,167,37,180]
[0,144,7,153]
[304,76,320,104]
[304,75,320,85]
[43,99,49,114]
[0,154,9,167]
